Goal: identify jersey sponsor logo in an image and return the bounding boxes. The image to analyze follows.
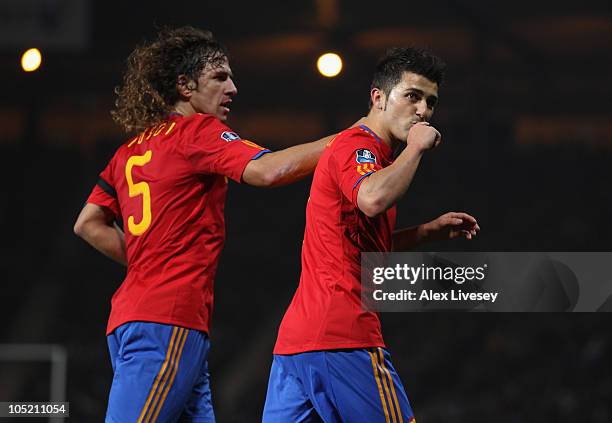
[356,149,377,164]
[221,131,241,142]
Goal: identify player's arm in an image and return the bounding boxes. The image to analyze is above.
[74,203,127,266]
[242,118,368,187]
[392,212,480,251]
[357,122,441,217]
[242,135,335,187]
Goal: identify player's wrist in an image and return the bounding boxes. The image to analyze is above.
[417,222,433,244]
[404,142,428,156]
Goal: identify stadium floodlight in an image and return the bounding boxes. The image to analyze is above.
[317,52,343,78]
[21,48,42,72]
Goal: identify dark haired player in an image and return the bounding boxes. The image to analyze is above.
[263,48,480,422]
[74,27,335,422]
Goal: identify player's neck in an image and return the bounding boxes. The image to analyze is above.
[173,101,197,117]
[361,116,399,151]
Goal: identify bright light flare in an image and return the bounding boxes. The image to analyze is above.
[21,48,42,72]
[317,52,343,78]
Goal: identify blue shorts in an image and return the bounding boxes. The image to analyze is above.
[263,347,415,423]
[106,321,215,423]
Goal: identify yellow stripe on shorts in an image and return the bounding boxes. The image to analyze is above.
[143,327,187,423]
[374,349,398,423]
[377,347,403,423]
[137,326,180,423]
[368,349,391,423]
[149,328,189,423]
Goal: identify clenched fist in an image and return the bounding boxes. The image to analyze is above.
[407,122,442,151]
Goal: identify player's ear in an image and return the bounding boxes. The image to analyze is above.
[370,88,385,111]
[177,75,196,99]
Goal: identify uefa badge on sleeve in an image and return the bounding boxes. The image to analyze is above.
[221,131,241,142]
[356,149,377,164]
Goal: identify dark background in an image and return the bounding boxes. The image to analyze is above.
[2,0,611,421]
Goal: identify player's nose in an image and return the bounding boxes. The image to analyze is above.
[415,100,432,121]
[226,78,238,96]
[416,100,428,116]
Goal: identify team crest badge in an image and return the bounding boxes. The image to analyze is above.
[221,131,241,142]
[356,149,376,164]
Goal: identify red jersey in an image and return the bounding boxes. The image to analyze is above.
[274,125,396,354]
[86,113,270,335]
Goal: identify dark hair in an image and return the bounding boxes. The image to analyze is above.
[369,47,446,108]
[111,26,228,133]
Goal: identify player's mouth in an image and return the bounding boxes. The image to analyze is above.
[406,119,424,129]
[220,100,232,113]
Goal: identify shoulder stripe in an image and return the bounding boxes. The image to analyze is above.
[97,177,117,199]
[358,124,383,144]
[353,171,375,189]
[251,149,272,160]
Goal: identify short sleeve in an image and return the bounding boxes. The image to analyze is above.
[332,134,384,207]
[87,161,120,220]
[182,115,271,182]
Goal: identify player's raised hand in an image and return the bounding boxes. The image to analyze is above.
[424,212,480,242]
[407,122,441,151]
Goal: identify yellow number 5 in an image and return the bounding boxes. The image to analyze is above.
[125,150,153,236]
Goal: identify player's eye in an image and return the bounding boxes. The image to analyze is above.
[427,98,438,109]
[405,92,420,102]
